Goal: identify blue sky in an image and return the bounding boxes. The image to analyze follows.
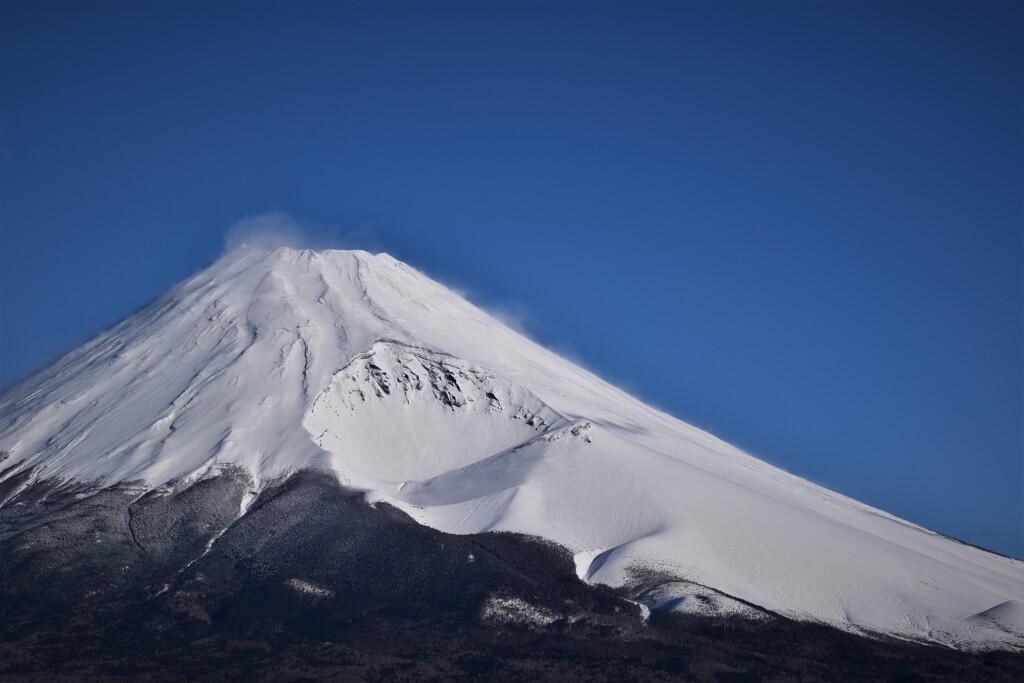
[1,1,1021,557]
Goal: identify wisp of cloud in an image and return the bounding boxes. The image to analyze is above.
[223,212,382,254]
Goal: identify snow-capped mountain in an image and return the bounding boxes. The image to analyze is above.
[1,245,1021,653]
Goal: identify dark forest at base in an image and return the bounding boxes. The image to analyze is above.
[1,470,1021,682]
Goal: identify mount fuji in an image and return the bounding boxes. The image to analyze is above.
[1,246,1021,679]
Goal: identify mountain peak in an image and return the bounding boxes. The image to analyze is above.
[1,249,1021,652]
[215,243,396,281]
[226,243,398,266]
[0,244,553,487]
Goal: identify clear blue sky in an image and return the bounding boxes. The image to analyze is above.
[1,1,1021,557]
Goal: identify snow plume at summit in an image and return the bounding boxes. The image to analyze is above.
[223,212,381,254]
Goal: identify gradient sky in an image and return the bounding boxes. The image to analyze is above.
[1,1,1021,557]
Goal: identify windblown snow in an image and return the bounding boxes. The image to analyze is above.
[1,246,1021,651]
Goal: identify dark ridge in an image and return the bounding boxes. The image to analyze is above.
[0,471,1021,682]
[933,530,1021,562]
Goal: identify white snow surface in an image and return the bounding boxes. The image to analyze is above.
[1,246,1021,651]
[481,596,559,628]
[641,581,771,622]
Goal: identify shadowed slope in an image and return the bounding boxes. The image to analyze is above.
[1,471,1022,682]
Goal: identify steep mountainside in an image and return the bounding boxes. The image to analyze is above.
[1,246,1021,658]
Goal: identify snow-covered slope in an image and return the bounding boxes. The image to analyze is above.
[1,246,1020,651]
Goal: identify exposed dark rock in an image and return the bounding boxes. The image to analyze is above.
[1,471,1021,682]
